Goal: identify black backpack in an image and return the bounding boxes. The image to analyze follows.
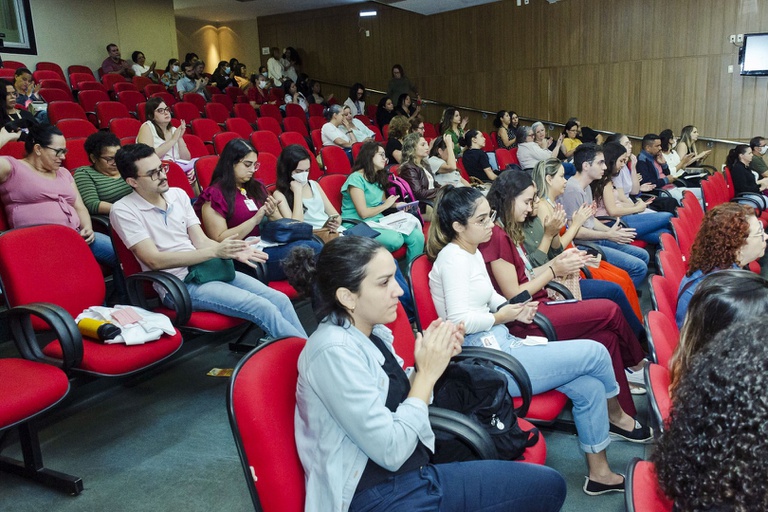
[431,358,539,463]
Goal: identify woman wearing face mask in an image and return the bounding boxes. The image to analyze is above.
[248,73,275,107]
[196,138,322,282]
[273,144,342,235]
[160,59,182,90]
[211,61,235,91]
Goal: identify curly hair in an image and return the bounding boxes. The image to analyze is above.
[670,269,768,394]
[653,318,768,511]
[388,115,410,140]
[686,203,753,275]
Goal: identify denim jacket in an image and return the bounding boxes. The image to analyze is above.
[295,318,435,512]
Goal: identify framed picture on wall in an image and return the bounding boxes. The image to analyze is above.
[0,0,36,54]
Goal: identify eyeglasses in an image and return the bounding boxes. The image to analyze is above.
[99,155,116,164]
[137,163,170,181]
[472,210,497,227]
[6,90,17,97]
[376,152,389,163]
[238,159,261,171]
[749,227,766,239]
[43,146,68,157]
[155,107,170,114]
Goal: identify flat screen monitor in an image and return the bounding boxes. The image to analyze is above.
[740,32,768,76]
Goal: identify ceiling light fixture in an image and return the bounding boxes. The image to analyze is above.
[359,10,378,17]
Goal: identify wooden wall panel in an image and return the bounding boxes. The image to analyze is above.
[258,0,768,155]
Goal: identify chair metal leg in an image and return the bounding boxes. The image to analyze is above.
[0,422,83,495]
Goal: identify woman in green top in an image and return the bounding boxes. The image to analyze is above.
[340,141,425,263]
[73,132,132,215]
[439,107,468,158]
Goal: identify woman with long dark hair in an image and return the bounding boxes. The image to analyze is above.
[727,143,768,196]
[482,170,649,405]
[282,236,566,511]
[493,110,516,149]
[428,185,650,495]
[591,141,673,244]
[136,97,196,189]
[196,138,321,281]
[273,144,341,233]
[439,107,468,158]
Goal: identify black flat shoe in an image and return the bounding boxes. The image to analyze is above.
[609,419,653,443]
[583,475,625,496]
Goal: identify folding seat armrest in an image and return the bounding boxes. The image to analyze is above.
[532,313,558,344]
[732,193,764,215]
[428,407,498,459]
[544,281,574,300]
[580,266,593,279]
[454,347,533,417]
[6,303,83,372]
[91,214,110,230]
[575,241,606,259]
[125,271,192,326]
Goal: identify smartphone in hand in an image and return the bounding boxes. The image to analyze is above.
[507,290,532,305]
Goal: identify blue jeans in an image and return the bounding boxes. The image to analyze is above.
[89,231,127,300]
[465,325,618,453]
[350,461,566,512]
[580,278,644,336]
[183,271,306,339]
[621,211,673,245]
[263,238,323,281]
[585,239,649,288]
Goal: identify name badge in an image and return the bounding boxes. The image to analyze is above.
[480,333,501,350]
[244,199,258,211]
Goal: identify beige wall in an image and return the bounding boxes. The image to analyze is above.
[1,0,177,75]
[175,17,260,76]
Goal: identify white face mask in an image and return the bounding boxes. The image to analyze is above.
[261,72,268,77]
[171,65,180,73]
[258,80,267,88]
[761,146,768,155]
[293,171,309,184]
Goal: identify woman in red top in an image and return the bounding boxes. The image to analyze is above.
[479,170,648,414]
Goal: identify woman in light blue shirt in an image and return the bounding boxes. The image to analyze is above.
[284,237,566,512]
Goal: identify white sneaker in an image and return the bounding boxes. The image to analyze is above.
[625,368,646,386]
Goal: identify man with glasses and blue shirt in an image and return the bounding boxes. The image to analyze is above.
[110,143,307,340]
